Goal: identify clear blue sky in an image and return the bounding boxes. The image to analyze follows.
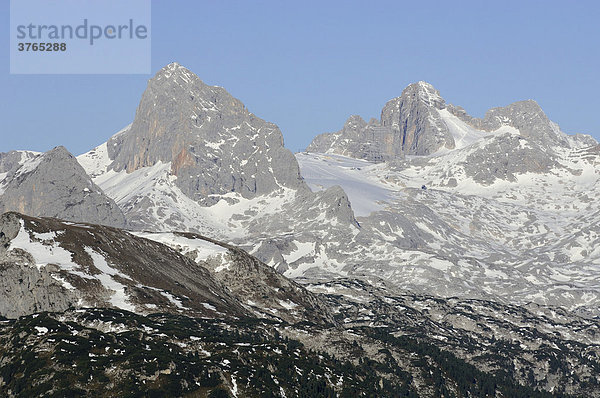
[2,0,599,154]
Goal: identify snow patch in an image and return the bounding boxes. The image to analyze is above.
[85,247,136,312]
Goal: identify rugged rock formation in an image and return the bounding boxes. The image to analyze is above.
[0,147,125,227]
[307,81,586,161]
[106,62,306,206]
[135,230,334,325]
[0,212,245,318]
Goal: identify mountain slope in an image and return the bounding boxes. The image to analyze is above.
[132,230,334,325]
[1,284,598,397]
[0,212,247,318]
[297,82,600,315]
[296,144,600,315]
[0,212,333,326]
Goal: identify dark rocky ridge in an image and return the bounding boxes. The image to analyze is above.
[0,212,332,325]
[0,212,598,396]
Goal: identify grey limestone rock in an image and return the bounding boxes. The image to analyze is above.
[463,133,558,184]
[106,63,306,206]
[0,262,79,319]
[477,100,569,147]
[308,81,579,161]
[0,147,126,227]
[379,81,453,156]
[308,82,455,159]
[0,212,247,319]
[169,231,334,325]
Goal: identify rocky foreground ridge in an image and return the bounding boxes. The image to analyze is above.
[0,213,599,397]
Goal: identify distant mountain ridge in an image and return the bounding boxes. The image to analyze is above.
[307,81,596,160]
[76,65,600,316]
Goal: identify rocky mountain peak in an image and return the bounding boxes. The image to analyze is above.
[145,62,245,118]
[308,81,589,161]
[485,99,545,124]
[400,81,446,109]
[307,81,453,159]
[482,99,569,147]
[376,81,452,156]
[343,115,367,129]
[103,63,306,206]
[0,147,125,227]
[151,62,201,85]
[45,145,71,158]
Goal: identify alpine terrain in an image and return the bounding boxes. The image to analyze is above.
[0,63,598,397]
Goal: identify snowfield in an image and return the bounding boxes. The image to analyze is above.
[295,152,396,216]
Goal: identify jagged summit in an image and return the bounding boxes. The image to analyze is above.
[101,63,305,205]
[308,81,593,160]
[343,114,368,129]
[399,81,446,108]
[154,61,195,80]
[308,80,453,158]
[164,61,183,69]
[78,63,356,247]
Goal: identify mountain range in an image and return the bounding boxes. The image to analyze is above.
[0,62,599,397]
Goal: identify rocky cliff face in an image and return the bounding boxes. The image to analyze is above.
[307,82,454,158]
[0,147,125,228]
[379,82,453,156]
[106,63,305,206]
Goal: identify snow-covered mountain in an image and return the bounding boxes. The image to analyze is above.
[1,63,600,396]
[75,65,600,316]
[307,81,595,160]
[77,63,360,274]
[299,82,600,315]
